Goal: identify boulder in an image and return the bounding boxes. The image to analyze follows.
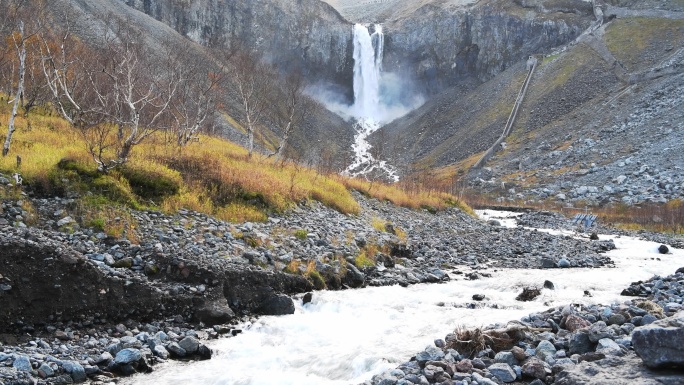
[62,360,87,382]
[257,294,295,315]
[659,245,670,254]
[178,336,200,354]
[114,348,142,365]
[195,298,236,325]
[633,311,684,368]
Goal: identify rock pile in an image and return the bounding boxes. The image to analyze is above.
[366,269,684,385]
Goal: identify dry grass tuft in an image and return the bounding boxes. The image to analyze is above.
[446,322,539,358]
[515,287,542,302]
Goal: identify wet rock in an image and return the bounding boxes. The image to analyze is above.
[543,280,555,290]
[166,342,186,357]
[516,287,541,302]
[416,346,445,364]
[659,245,669,254]
[195,298,236,325]
[258,294,295,315]
[178,336,200,354]
[472,294,486,301]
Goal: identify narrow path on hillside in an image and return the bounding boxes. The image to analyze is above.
[472,57,537,169]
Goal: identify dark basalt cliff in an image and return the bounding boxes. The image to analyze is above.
[122,0,355,88]
[121,0,594,95]
[383,0,594,90]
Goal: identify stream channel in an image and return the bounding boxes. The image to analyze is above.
[127,211,682,384]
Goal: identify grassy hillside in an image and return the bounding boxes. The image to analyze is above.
[0,102,472,237]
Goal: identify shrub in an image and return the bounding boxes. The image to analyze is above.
[307,271,326,290]
[121,161,182,201]
[371,217,387,232]
[215,203,267,223]
[355,252,375,269]
[294,229,308,240]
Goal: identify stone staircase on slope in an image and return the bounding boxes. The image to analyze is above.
[472,56,537,169]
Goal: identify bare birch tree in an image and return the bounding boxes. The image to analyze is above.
[227,49,272,157]
[2,0,42,156]
[41,15,180,172]
[169,49,222,148]
[268,71,314,160]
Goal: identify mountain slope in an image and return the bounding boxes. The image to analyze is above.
[41,0,356,167]
[373,2,684,206]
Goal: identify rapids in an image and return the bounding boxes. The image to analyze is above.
[127,213,682,385]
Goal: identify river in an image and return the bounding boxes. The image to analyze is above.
[127,211,682,385]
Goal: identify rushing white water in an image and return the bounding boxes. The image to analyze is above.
[345,24,399,182]
[128,217,683,385]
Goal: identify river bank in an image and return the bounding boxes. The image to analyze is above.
[1,185,682,384]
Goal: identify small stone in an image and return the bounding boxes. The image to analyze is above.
[521,357,546,380]
[57,216,74,227]
[658,245,669,254]
[38,362,55,378]
[558,258,571,268]
[472,294,486,301]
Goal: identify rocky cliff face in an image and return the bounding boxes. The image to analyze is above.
[383,0,594,90]
[121,0,355,87]
[119,0,594,98]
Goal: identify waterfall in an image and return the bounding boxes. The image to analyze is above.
[346,24,399,182]
[352,24,383,119]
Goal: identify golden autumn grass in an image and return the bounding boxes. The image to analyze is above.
[0,103,472,223]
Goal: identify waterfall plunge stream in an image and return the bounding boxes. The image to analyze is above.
[345,24,399,182]
[127,213,683,385]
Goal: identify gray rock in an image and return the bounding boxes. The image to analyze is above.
[633,311,684,368]
[178,336,200,354]
[153,345,170,359]
[166,342,187,357]
[12,355,32,372]
[95,352,113,365]
[488,362,516,382]
[38,362,55,377]
[568,330,594,355]
[535,340,557,362]
[416,346,445,363]
[56,216,74,227]
[195,298,236,325]
[62,360,87,382]
[494,351,517,366]
[258,294,295,315]
[596,338,622,355]
[558,258,571,268]
[114,348,142,365]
